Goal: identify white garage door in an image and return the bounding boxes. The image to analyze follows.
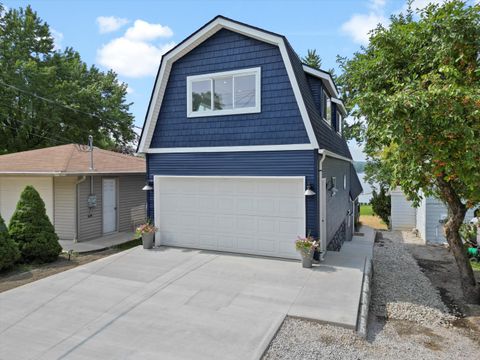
[0,176,54,224]
[154,176,305,259]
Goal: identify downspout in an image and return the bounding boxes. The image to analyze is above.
[74,176,87,241]
[318,150,327,260]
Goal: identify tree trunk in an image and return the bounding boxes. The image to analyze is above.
[437,176,480,304]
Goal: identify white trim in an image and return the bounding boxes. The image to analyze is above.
[138,17,319,153]
[331,97,347,115]
[302,65,339,99]
[146,144,314,153]
[186,67,261,117]
[154,175,306,180]
[318,149,353,163]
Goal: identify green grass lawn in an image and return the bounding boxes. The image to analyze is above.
[360,204,374,216]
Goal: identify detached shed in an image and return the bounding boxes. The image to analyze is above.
[0,144,146,243]
[390,189,475,244]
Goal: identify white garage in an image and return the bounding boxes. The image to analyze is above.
[154,176,306,259]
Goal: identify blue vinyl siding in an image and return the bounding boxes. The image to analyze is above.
[306,73,323,117]
[150,29,309,148]
[146,150,319,238]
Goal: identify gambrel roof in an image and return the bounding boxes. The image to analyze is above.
[138,15,351,159]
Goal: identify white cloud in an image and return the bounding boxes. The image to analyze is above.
[369,0,386,11]
[51,28,64,50]
[124,20,173,41]
[97,20,175,78]
[341,12,388,45]
[96,16,129,34]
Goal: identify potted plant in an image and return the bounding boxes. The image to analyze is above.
[295,235,319,268]
[136,222,157,249]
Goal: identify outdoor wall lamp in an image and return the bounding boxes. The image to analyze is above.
[327,177,338,197]
[304,183,316,196]
[142,180,153,191]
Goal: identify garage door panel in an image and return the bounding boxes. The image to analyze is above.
[257,218,277,234]
[236,216,256,234]
[216,215,235,231]
[218,233,236,249]
[155,177,304,259]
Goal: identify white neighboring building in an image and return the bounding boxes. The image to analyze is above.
[390,189,475,244]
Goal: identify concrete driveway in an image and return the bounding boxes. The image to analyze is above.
[0,240,371,360]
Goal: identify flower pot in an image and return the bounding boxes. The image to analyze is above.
[142,232,154,249]
[300,249,313,268]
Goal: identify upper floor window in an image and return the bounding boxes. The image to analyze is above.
[337,113,343,135]
[321,90,332,126]
[187,67,261,117]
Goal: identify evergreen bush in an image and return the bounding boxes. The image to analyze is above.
[0,213,20,271]
[9,186,62,263]
[370,186,391,225]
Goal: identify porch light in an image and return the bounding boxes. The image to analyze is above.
[142,181,153,191]
[304,184,316,196]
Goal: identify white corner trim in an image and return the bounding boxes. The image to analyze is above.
[331,97,347,115]
[302,65,339,99]
[318,149,353,163]
[138,17,319,153]
[147,144,314,154]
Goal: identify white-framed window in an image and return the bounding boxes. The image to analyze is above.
[322,90,332,126]
[187,67,261,117]
[338,113,343,135]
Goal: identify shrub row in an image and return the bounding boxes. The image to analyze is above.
[0,186,62,271]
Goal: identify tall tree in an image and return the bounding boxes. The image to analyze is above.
[302,49,322,69]
[338,1,480,302]
[0,5,135,154]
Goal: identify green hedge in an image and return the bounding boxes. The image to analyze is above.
[0,213,20,271]
[9,185,62,263]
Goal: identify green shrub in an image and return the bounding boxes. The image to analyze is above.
[9,185,62,263]
[370,186,391,225]
[0,213,20,271]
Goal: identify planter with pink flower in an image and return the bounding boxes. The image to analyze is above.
[136,222,158,249]
[295,235,319,268]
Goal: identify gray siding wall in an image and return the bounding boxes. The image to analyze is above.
[54,176,76,240]
[321,156,351,244]
[425,197,475,244]
[78,175,146,240]
[118,175,146,232]
[78,176,103,241]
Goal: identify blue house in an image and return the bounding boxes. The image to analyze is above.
[138,16,362,260]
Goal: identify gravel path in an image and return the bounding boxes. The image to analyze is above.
[263,231,480,360]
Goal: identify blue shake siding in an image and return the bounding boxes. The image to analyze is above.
[146,150,319,238]
[150,29,310,149]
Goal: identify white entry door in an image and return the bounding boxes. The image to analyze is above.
[154,176,306,259]
[102,178,117,234]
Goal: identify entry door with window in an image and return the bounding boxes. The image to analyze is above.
[102,178,117,234]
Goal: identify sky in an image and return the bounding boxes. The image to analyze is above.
[3,0,458,160]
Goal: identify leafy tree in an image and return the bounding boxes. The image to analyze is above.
[370,186,391,225]
[0,5,135,155]
[0,213,20,271]
[9,186,62,263]
[338,1,480,302]
[302,49,322,69]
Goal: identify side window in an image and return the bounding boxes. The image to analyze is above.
[344,174,347,190]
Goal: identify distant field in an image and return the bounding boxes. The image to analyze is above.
[359,204,388,230]
[360,204,374,216]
